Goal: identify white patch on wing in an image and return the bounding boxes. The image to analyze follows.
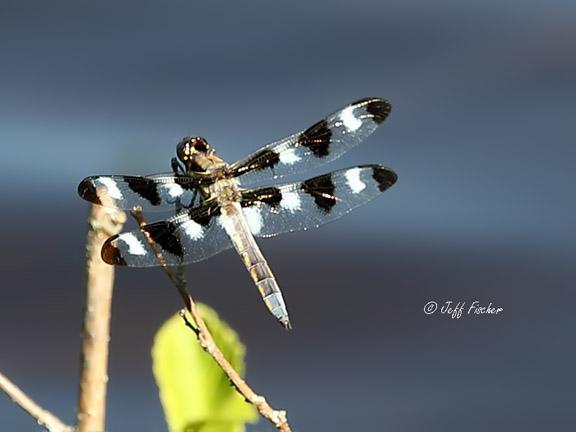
[120,233,147,256]
[345,168,366,193]
[340,106,362,132]
[280,190,301,212]
[97,177,123,200]
[164,183,184,198]
[279,148,301,165]
[243,206,263,235]
[217,215,227,229]
[181,219,205,241]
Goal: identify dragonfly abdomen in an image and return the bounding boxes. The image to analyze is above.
[221,202,291,329]
[247,261,291,329]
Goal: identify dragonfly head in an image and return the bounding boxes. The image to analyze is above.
[176,136,214,172]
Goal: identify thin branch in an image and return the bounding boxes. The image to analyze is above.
[131,209,292,432]
[77,199,126,432]
[0,371,73,432]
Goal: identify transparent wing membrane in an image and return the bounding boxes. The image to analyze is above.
[78,173,203,212]
[230,98,391,185]
[239,164,397,238]
[101,203,232,267]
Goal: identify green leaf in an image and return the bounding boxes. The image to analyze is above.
[152,304,258,432]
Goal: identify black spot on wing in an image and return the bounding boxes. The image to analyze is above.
[369,165,398,192]
[301,173,336,213]
[189,203,221,227]
[142,221,184,258]
[125,177,161,206]
[357,98,392,125]
[77,178,102,205]
[101,236,127,266]
[234,149,280,176]
[297,119,332,158]
[241,187,282,209]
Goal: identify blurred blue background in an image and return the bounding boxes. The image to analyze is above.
[1,0,574,430]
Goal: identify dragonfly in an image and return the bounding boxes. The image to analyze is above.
[78,97,398,329]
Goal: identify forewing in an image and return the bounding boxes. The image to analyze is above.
[78,173,203,212]
[239,165,397,238]
[101,202,232,266]
[230,98,391,185]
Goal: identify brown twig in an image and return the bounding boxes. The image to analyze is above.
[0,371,73,432]
[131,209,292,432]
[77,200,126,432]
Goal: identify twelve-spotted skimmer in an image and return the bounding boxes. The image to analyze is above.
[78,98,397,329]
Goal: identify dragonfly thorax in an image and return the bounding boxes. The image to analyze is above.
[210,178,242,205]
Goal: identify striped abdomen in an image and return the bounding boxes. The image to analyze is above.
[220,202,291,329]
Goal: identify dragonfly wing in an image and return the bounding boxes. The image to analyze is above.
[78,173,204,212]
[239,165,398,237]
[102,202,232,266]
[229,98,391,185]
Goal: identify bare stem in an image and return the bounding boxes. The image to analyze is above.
[0,371,73,432]
[77,200,126,432]
[131,209,292,432]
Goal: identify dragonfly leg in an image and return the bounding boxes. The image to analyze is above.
[171,157,185,174]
